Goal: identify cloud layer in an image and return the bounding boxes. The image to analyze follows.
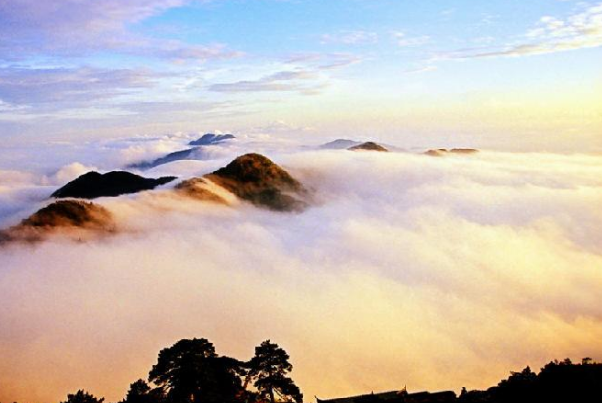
[1,139,602,403]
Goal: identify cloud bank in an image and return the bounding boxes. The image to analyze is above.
[1,141,602,403]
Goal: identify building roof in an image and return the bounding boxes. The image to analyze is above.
[317,390,403,403]
[316,390,457,403]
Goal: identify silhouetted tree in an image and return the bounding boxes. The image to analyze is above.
[495,366,538,402]
[60,390,104,403]
[457,358,602,403]
[148,338,244,403]
[121,379,165,403]
[248,340,303,403]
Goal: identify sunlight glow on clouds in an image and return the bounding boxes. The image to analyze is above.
[1,139,602,403]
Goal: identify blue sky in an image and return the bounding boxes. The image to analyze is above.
[0,0,600,150]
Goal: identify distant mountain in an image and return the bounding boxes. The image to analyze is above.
[348,142,388,152]
[320,139,361,150]
[425,148,479,157]
[0,200,115,243]
[129,147,204,170]
[189,133,235,146]
[178,153,308,212]
[52,171,176,199]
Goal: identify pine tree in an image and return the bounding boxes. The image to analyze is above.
[248,340,303,403]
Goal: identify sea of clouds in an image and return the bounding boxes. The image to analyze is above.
[1,135,602,403]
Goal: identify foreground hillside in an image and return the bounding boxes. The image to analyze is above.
[318,358,602,403]
[33,339,602,403]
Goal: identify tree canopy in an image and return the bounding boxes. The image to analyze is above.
[248,340,303,403]
[60,390,104,403]
[148,338,244,403]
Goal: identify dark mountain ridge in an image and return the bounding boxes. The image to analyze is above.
[52,171,176,199]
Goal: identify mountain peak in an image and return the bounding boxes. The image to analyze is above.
[178,153,308,212]
[348,142,388,152]
[52,171,176,199]
[1,200,115,243]
[210,153,302,190]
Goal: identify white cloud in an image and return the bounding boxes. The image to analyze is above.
[449,2,602,58]
[0,66,156,106]
[391,31,431,47]
[403,65,438,74]
[208,70,327,94]
[320,30,379,45]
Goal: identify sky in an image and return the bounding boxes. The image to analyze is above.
[0,0,601,151]
[1,2,602,401]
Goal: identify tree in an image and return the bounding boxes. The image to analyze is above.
[60,390,104,403]
[148,338,244,403]
[121,379,165,403]
[248,340,303,403]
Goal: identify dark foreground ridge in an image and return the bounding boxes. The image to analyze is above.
[179,153,308,212]
[0,200,114,243]
[20,340,600,403]
[424,149,479,157]
[189,133,235,146]
[348,142,389,152]
[318,358,602,403]
[52,171,176,199]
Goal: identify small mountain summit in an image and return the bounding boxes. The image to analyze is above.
[21,200,113,229]
[1,200,115,243]
[320,139,361,150]
[178,153,308,212]
[348,142,388,152]
[189,133,235,146]
[52,171,176,199]
[425,148,479,157]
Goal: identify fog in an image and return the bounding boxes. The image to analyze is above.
[1,138,602,403]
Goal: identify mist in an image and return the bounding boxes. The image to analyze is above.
[1,142,602,403]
